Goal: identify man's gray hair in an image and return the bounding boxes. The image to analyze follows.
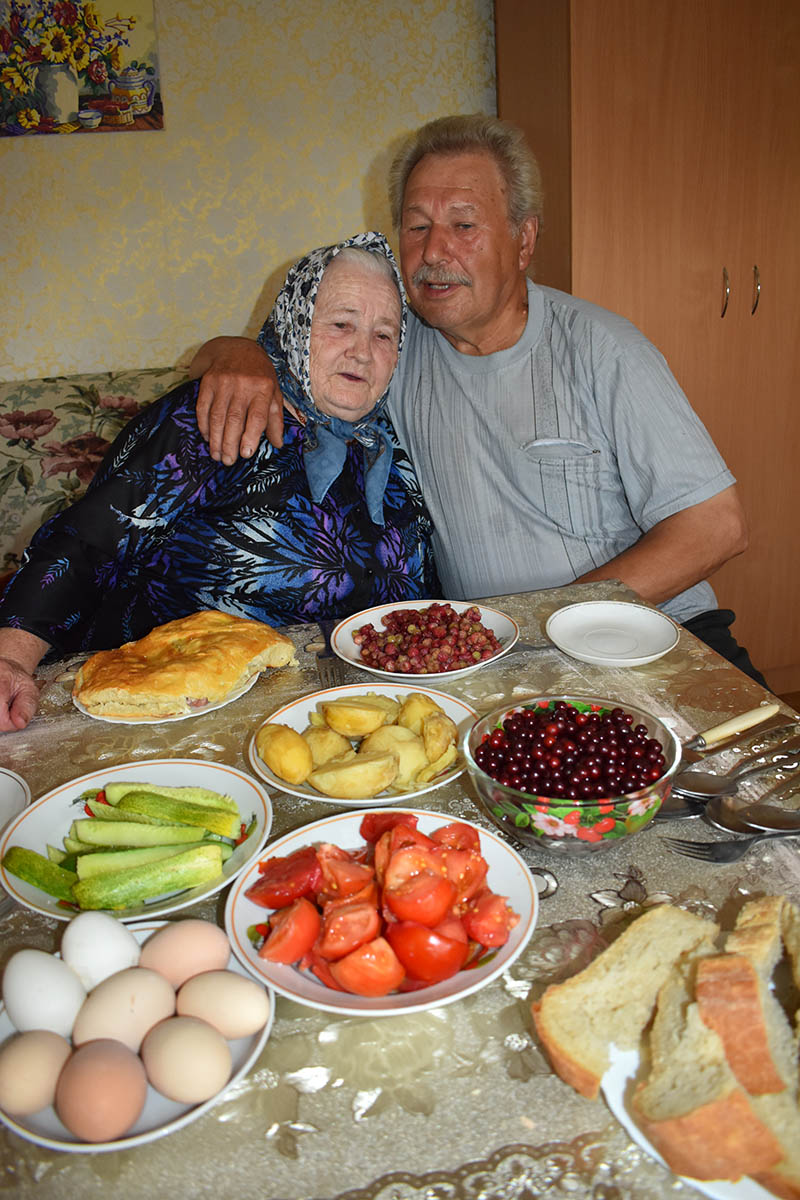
[388,113,543,233]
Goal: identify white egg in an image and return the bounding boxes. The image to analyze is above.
[2,949,86,1038]
[60,911,141,990]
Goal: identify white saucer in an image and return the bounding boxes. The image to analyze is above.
[546,601,679,667]
[0,768,30,833]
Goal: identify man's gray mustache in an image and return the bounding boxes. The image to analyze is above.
[411,267,472,288]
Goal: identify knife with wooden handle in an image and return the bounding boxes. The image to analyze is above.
[683,703,781,751]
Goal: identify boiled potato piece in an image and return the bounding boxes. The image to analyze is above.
[320,698,391,738]
[360,726,428,789]
[302,724,352,766]
[422,712,458,762]
[308,751,399,799]
[256,723,313,784]
[362,693,400,723]
[396,692,444,736]
[416,743,458,784]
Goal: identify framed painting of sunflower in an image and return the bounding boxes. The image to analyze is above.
[0,0,162,136]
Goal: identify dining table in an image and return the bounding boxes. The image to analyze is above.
[2,579,799,1200]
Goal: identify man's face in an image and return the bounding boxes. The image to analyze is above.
[398,150,536,355]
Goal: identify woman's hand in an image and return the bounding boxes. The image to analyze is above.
[190,336,285,465]
[0,629,50,732]
[0,657,40,732]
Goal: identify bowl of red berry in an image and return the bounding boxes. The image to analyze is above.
[463,696,681,855]
[332,600,520,681]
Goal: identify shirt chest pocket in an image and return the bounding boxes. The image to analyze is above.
[515,438,633,540]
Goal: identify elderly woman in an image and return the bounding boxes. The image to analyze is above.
[0,232,438,730]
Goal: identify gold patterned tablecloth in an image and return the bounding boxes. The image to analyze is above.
[1,580,798,1200]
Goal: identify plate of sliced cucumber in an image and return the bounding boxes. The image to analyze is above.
[0,760,272,922]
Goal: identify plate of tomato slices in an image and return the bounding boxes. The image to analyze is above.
[223,809,539,1015]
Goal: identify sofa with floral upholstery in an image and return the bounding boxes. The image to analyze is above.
[0,367,190,593]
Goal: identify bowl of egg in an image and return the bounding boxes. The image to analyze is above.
[0,912,273,1151]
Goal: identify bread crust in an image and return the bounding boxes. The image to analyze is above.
[634,1086,783,1180]
[73,610,296,718]
[696,955,787,1094]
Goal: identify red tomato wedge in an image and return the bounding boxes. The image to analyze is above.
[430,821,482,853]
[439,848,489,905]
[258,897,321,963]
[316,843,375,902]
[386,921,470,983]
[382,845,448,892]
[317,899,382,960]
[383,871,456,926]
[359,811,418,843]
[246,846,322,908]
[462,890,520,947]
[329,937,405,997]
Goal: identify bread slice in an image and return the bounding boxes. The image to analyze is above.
[696,897,799,1097]
[633,958,784,1180]
[531,904,719,1099]
[73,609,296,718]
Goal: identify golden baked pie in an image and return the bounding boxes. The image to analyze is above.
[73,610,296,719]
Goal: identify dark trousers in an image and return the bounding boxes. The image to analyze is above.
[682,608,768,688]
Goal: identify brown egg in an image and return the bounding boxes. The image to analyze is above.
[177,970,270,1039]
[71,967,175,1053]
[140,1016,232,1103]
[55,1039,147,1143]
[138,919,231,988]
[0,1030,72,1116]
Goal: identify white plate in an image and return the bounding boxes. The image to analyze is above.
[224,808,538,1016]
[332,600,520,682]
[546,601,679,667]
[248,683,478,806]
[0,760,272,922]
[0,768,30,834]
[602,1046,771,1200]
[73,673,259,724]
[0,919,274,1154]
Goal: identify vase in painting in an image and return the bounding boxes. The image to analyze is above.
[34,63,80,124]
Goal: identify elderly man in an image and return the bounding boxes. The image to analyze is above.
[193,114,760,680]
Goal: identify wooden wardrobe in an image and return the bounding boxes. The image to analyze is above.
[495,0,800,692]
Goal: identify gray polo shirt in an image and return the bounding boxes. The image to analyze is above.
[388,280,734,623]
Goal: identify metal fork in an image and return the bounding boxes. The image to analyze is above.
[315,619,346,689]
[661,831,800,863]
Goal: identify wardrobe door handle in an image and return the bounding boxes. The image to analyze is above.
[721,266,730,318]
[751,265,761,315]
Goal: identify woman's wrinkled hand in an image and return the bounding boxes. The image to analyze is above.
[190,336,285,465]
[0,656,40,732]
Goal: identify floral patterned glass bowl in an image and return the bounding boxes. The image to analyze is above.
[462,695,681,857]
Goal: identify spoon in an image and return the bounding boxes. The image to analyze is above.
[704,795,768,834]
[735,801,800,832]
[671,749,800,800]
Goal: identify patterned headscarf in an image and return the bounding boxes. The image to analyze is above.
[257,231,407,526]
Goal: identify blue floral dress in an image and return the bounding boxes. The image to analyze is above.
[0,379,439,654]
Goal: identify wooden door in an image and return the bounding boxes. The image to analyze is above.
[496,0,800,691]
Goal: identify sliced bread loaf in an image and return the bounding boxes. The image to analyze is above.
[531,904,718,1099]
[696,896,799,1096]
[633,958,783,1180]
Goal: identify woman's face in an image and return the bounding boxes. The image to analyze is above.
[308,257,402,421]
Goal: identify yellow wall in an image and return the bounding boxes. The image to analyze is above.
[0,0,495,379]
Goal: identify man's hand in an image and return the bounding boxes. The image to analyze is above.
[189,336,285,465]
[576,486,749,604]
[0,656,40,732]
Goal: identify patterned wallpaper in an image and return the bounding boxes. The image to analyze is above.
[0,0,496,379]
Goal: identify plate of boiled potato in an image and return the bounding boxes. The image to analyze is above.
[247,684,478,805]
